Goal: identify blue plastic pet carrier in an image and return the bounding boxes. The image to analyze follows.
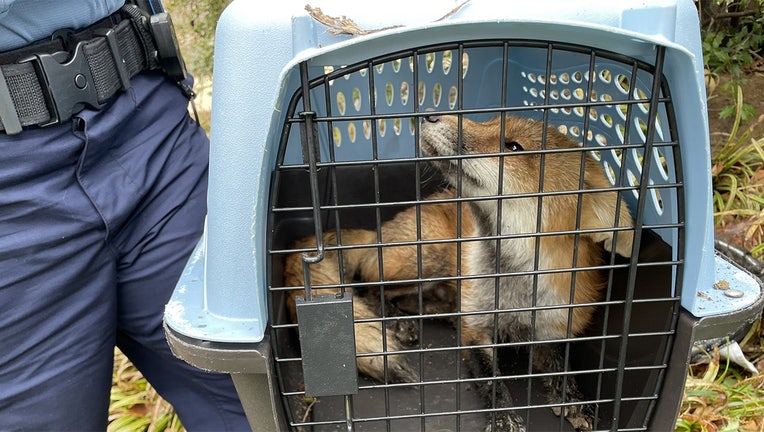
[164,1,763,431]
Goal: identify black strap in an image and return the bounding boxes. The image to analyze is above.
[0,6,161,134]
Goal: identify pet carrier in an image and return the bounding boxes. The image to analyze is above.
[164,1,763,430]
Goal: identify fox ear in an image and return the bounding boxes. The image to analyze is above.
[582,193,635,258]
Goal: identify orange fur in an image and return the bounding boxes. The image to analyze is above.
[283,114,635,430]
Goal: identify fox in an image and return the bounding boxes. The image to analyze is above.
[284,114,635,431]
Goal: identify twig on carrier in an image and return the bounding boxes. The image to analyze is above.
[305,1,471,36]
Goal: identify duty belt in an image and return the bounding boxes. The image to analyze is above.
[0,4,188,135]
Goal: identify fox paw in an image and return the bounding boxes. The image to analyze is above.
[484,412,526,432]
[552,404,594,431]
[394,318,419,345]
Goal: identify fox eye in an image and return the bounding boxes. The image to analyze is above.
[505,141,524,152]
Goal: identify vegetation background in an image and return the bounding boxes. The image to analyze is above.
[107,1,764,431]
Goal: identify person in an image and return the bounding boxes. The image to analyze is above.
[0,1,250,430]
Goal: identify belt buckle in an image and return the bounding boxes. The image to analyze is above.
[19,41,104,127]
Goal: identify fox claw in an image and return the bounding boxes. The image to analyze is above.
[551,404,595,431]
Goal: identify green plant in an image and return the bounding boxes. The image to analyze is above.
[711,84,764,257]
[699,0,764,76]
[699,0,763,122]
[676,324,764,431]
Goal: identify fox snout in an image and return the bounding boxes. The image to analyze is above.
[419,115,459,157]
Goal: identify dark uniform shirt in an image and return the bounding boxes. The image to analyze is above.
[0,0,123,51]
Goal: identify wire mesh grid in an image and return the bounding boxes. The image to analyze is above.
[267,40,684,431]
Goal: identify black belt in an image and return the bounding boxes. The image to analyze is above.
[0,4,186,135]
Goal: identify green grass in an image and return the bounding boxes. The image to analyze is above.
[711,84,764,258]
[676,324,764,432]
[109,349,184,432]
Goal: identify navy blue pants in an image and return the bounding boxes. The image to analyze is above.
[0,72,249,431]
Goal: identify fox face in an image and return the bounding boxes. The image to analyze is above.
[420,114,606,193]
[420,114,634,257]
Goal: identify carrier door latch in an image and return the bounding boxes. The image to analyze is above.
[295,61,358,397]
[296,293,358,396]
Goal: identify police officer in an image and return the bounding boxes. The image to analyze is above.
[0,1,250,430]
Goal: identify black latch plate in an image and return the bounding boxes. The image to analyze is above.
[296,293,359,397]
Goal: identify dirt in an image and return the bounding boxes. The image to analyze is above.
[706,72,764,152]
